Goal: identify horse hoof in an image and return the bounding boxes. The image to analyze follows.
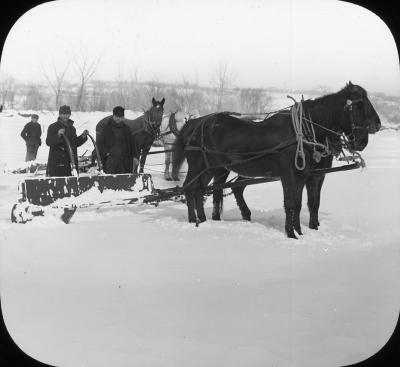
[287,231,298,239]
[295,227,303,235]
[212,215,221,221]
[198,216,207,223]
[309,223,319,230]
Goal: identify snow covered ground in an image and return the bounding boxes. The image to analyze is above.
[0,110,399,367]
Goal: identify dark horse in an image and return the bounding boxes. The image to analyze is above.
[172,82,380,238]
[96,97,165,172]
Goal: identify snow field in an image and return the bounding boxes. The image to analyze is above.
[0,110,399,367]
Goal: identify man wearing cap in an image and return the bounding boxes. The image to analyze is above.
[97,106,139,174]
[45,105,89,177]
[20,114,42,162]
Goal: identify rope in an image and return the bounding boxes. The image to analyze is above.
[290,100,306,170]
[288,96,333,170]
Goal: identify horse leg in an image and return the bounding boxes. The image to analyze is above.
[139,147,150,174]
[232,176,251,221]
[164,163,172,180]
[171,150,180,181]
[164,151,172,181]
[293,180,306,235]
[195,190,207,223]
[306,156,332,229]
[195,171,213,223]
[281,175,297,239]
[185,190,198,223]
[211,169,230,221]
[306,174,326,230]
[183,164,202,224]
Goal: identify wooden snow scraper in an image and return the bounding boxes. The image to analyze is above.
[10,133,161,224]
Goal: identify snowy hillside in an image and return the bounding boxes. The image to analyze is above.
[0,107,399,367]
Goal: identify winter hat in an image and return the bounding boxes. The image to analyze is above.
[31,114,39,119]
[59,105,71,115]
[112,106,125,117]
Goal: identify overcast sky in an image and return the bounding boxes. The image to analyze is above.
[0,0,399,95]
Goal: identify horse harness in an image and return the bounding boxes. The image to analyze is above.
[131,110,162,140]
[344,97,369,141]
[182,94,367,187]
[143,110,162,139]
[182,113,298,188]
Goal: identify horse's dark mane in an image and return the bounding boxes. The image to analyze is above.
[307,85,348,105]
[308,84,367,104]
[301,85,351,128]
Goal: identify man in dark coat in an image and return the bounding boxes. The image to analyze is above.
[97,106,139,174]
[20,114,42,161]
[46,105,88,177]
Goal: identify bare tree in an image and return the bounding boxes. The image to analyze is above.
[42,60,72,110]
[211,62,236,111]
[239,88,272,115]
[115,68,140,110]
[127,69,140,110]
[85,79,105,111]
[177,76,204,114]
[0,73,18,109]
[133,79,165,111]
[23,83,51,110]
[74,53,101,111]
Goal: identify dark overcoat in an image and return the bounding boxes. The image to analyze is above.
[46,118,87,177]
[21,121,42,161]
[97,117,139,173]
[20,121,42,146]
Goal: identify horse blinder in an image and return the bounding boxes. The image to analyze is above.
[344,97,368,135]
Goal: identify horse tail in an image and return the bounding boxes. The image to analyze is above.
[171,130,185,180]
[168,112,181,137]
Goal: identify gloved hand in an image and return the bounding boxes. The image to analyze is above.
[58,128,65,137]
[82,129,89,137]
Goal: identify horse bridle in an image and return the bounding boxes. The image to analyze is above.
[145,106,163,139]
[343,97,369,142]
[299,96,368,154]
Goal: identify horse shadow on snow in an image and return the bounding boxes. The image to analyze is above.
[88,200,332,235]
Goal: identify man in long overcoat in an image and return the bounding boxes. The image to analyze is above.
[46,105,88,177]
[97,106,139,174]
[20,114,42,161]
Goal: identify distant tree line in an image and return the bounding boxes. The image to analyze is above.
[0,74,273,116]
[369,93,400,126]
[1,69,398,126]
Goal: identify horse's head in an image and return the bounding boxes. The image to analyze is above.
[341,81,381,151]
[148,97,165,129]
